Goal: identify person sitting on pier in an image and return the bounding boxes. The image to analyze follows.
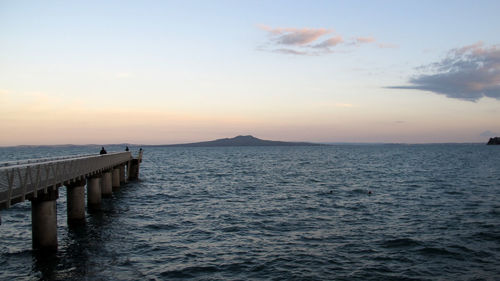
[125,146,129,151]
[100,147,107,154]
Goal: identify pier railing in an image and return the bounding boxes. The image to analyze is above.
[0,152,132,210]
[0,153,99,168]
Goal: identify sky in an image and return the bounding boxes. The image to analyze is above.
[1,0,499,145]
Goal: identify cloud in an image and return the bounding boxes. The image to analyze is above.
[313,36,344,49]
[352,37,396,49]
[273,48,309,55]
[355,36,375,44]
[388,42,500,101]
[258,25,385,55]
[258,25,332,46]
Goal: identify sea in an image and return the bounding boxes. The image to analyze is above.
[0,144,499,280]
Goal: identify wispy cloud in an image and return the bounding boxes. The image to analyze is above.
[273,48,309,55]
[355,36,375,44]
[259,25,332,46]
[388,42,500,101]
[258,25,388,55]
[313,36,344,49]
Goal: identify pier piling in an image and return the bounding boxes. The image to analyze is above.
[102,171,113,197]
[66,179,86,224]
[31,188,59,250]
[119,165,126,184]
[128,159,140,180]
[112,168,120,190]
[87,176,102,210]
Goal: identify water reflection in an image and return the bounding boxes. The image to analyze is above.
[32,250,59,280]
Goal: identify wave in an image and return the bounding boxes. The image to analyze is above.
[381,238,422,248]
[418,247,463,259]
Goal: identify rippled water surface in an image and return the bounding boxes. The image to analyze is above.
[1,144,500,280]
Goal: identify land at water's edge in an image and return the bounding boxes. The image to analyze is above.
[487,137,500,145]
[150,135,325,147]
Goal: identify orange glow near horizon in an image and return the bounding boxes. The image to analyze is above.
[1,89,498,146]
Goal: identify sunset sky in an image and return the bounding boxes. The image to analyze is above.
[1,0,499,145]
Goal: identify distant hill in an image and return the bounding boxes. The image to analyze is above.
[158,135,323,147]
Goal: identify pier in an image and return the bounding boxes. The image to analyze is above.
[0,150,143,250]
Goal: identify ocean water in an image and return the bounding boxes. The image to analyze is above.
[1,144,499,280]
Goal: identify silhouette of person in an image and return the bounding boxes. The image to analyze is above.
[100,147,107,155]
[125,146,129,151]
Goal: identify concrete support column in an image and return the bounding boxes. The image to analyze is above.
[66,178,86,224]
[119,165,126,184]
[101,171,113,197]
[128,159,140,181]
[112,168,120,190]
[31,188,59,251]
[126,161,131,180]
[87,176,102,210]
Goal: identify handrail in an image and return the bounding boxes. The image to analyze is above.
[0,153,98,167]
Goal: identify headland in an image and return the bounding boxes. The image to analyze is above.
[156,135,323,147]
[487,137,500,145]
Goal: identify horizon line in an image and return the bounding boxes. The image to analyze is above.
[0,141,487,148]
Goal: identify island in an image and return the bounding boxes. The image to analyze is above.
[158,135,323,147]
[487,137,500,145]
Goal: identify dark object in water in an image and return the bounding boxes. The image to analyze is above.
[487,137,500,145]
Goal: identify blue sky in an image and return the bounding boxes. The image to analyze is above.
[1,0,499,145]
